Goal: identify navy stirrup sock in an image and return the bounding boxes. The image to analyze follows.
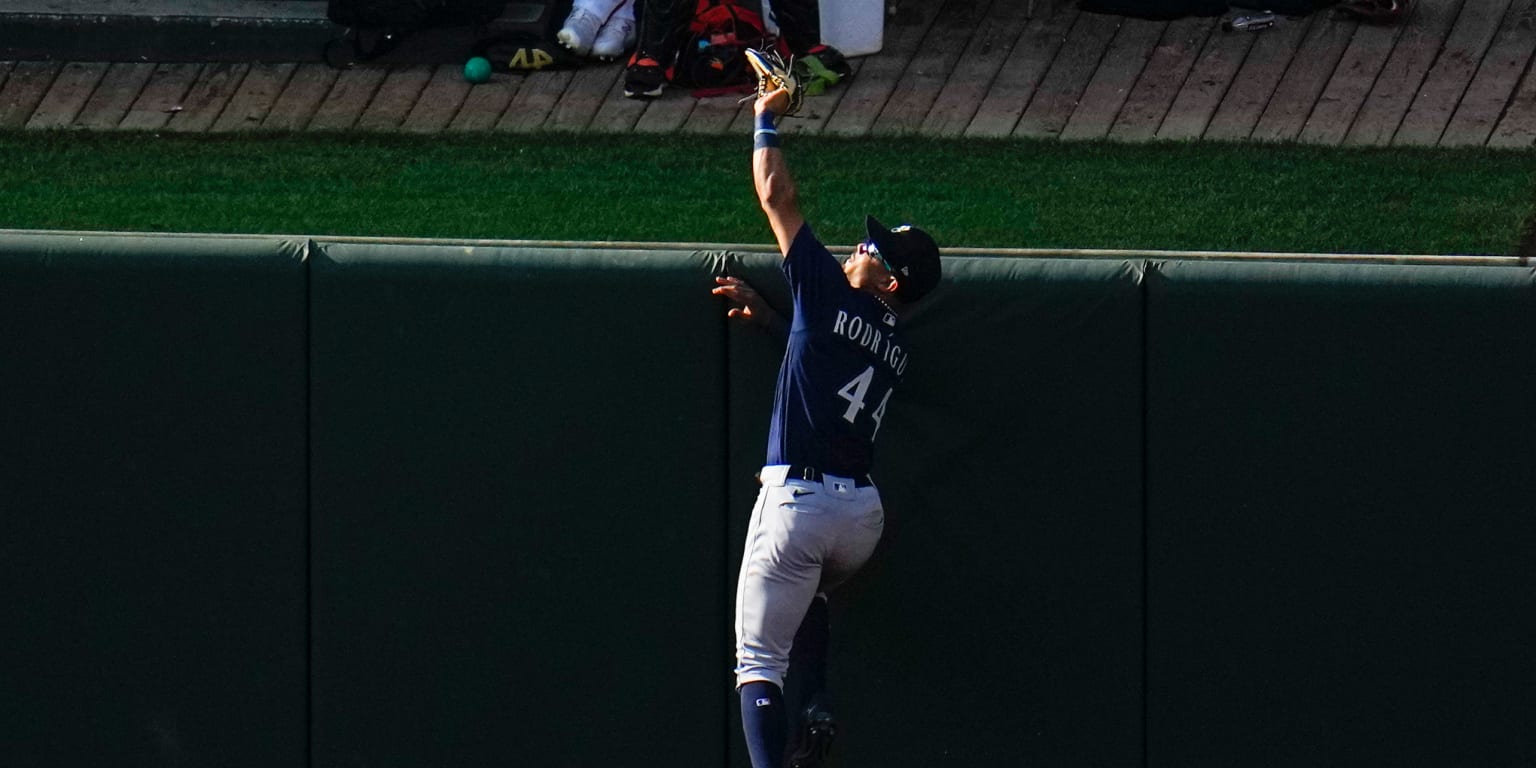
[739,681,787,768]
[790,595,831,711]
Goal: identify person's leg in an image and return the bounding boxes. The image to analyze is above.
[784,484,880,767]
[767,0,822,54]
[784,593,834,768]
[558,0,624,56]
[632,0,689,62]
[740,680,789,768]
[625,0,690,97]
[591,0,637,61]
[734,470,834,768]
[787,593,830,711]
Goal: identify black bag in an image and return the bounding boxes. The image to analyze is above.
[326,0,509,66]
[672,0,775,91]
[472,31,581,71]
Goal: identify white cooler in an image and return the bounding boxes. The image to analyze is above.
[761,0,885,57]
[818,0,885,57]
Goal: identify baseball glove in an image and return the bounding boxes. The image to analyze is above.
[744,47,805,117]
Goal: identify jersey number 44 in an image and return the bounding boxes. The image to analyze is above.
[837,365,893,440]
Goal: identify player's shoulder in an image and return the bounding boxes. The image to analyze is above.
[785,222,831,262]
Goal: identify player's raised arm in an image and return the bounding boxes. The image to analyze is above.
[751,87,805,259]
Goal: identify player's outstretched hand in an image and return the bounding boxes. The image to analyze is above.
[755,86,791,120]
[712,276,775,329]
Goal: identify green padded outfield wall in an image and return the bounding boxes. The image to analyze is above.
[720,253,1147,767]
[11,231,1536,767]
[0,234,308,766]
[307,244,730,767]
[1145,261,1536,767]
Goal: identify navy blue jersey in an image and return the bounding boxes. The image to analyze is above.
[766,224,909,476]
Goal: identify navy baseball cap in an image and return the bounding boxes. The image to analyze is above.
[865,215,941,303]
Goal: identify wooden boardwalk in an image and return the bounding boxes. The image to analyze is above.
[2,0,1535,147]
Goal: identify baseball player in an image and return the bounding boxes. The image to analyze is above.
[711,83,941,768]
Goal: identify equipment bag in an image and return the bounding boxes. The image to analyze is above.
[325,0,509,66]
[472,31,581,71]
[672,0,778,91]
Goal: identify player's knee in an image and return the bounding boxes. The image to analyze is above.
[735,666,786,690]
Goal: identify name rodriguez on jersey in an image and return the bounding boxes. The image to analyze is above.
[831,308,908,376]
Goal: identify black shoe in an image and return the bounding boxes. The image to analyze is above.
[787,706,836,768]
[623,53,666,99]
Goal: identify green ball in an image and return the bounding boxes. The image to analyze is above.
[463,56,492,84]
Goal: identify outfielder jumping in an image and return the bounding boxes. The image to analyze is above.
[711,74,941,768]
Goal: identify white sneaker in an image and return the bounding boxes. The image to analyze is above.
[556,7,605,57]
[590,16,636,61]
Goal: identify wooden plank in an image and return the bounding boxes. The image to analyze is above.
[448,74,521,131]
[921,0,1034,137]
[401,65,473,133]
[680,91,748,135]
[582,70,646,133]
[119,63,203,131]
[25,62,108,130]
[497,69,577,132]
[1488,51,1536,148]
[1296,17,1404,145]
[1060,17,1166,141]
[356,65,433,130]
[822,0,943,137]
[965,5,1078,137]
[1155,18,1255,140]
[873,0,994,136]
[1248,14,1358,142]
[307,65,387,131]
[547,63,625,132]
[1442,0,1536,146]
[1203,16,1315,142]
[0,62,62,129]
[1394,0,1512,146]
[213,62,297,132]
[260,63,334,131]
[631,85,697,134]
[1108,16,1215,142]
[165,63,249,133]
[1345,0,1468,146]
[72,62,155,130]
[777,58,864,136]
[1014,11,1121,139]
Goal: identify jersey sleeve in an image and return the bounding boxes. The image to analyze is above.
[781,223,848,329]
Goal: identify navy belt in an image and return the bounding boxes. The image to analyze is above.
[785,465,875,488]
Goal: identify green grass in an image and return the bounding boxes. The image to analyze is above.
[2,130,1533,255]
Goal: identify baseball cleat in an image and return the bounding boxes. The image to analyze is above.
[623,55,666,99]
[787,707,836,768]
[556,7,604,57]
